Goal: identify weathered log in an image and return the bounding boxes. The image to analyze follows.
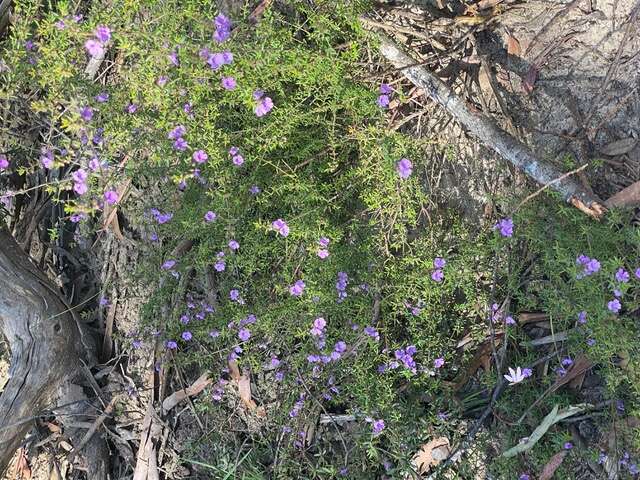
[0,226,91,474]
[371,30,607,219]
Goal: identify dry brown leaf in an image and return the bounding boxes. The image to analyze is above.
[539,450,567,480]
[522,65,538,94]
[599,138,637,156]
[228,359,241,381]
[413,437,450,474]
[162,373,212,413]
[44,421,61,434]
[454,336,503,391]
[238,369,257,411]
[605,181,640,208]
[550,354,592,392]
[506,32,521,56]
[15,448,32,480]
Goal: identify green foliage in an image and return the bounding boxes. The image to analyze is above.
[2,0,639,479]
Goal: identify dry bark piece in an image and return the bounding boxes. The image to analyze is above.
[605,181,640,208]
[539,450,568,480]
[518,312,549,325]
[599,138,637,156]
[413,437,450,474]
[238,369,258,411]
[506,31,521,56]
[371,32,606,219]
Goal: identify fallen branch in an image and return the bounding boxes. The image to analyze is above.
[370,30,607,219]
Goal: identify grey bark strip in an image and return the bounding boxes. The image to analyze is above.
[372,31,607,219]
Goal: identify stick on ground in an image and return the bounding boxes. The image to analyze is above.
[369,30,607,219]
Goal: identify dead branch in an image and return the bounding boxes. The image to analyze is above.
[370,30,607,219]
[0,227,91,474]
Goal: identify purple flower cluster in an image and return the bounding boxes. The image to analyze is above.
[393,345,418,374]
[40,148,54,169]
[289,279,305,297]
[495,217,514,238]
[207,50,233,70]
[310,317,326,336]
[150,209,173,224]
[336,271,348,302]
[254,89,274,117]
[229,146,244,166]
[214,13,232,43]
[85,25,111,57]
[168,125,188,151]
[272,218,289,237]
[377,83,392,108]
[317,237,330,259]
[214,251,225,271]
[0,155,8,170]
[576,254,600,278]
[72,169,88,195]
[431,257,446,282]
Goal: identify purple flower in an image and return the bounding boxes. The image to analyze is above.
[433,257,446,269]
[99,296,109,306]
[495,217,514,238]
[317,249,329,259]
[126,103,138,114]
[586,338,596,346]
[564,442,573,450]
[431,269,444,282]
[192,150,208,164]
[181,331,192,341]
[79,106,93,121]
[336,271,349,302]
[364,326,379,341]
[221,76,237,90]
[522,368,533,378]
[376,94,390,108]
[157,75,168,87]
[396,158,412,179]
[55,20,66,30]
[204,211,217,222]
[168,51,179,66]
[40,149,54,169]
[166,340,178,349]
[578,311,587,324]
[162,259,176,270]
[229,240,239,250]
[272,219,290,237]
[94,25,111,43]
[0,155,8,170]
[519,475,530,480]
[434,357,445,369]
[635,268,640,280]
[318,237,330,247]
[372,419,385,435]
[230,289,240,301]
[608,298,621,313]
[334,341,347,353]
[209,330,220,338]
[214,13,232,42]
[615,267,630,283]
[380,83,392,94]
[290,279,305,296]
[561,357,573,367]
[96,92,109,102]
[84,39,104,57]
[310,317,326,336]
[253,89,264,100]
[584,258,601,275]
[238,328,251,342]
[214,260,226,272]
[232,154,244,166]
[104,190,119,205]
[255,96,274,117]
[180,314,190,324]
[505,316,516,325]
[250,184,261,195]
